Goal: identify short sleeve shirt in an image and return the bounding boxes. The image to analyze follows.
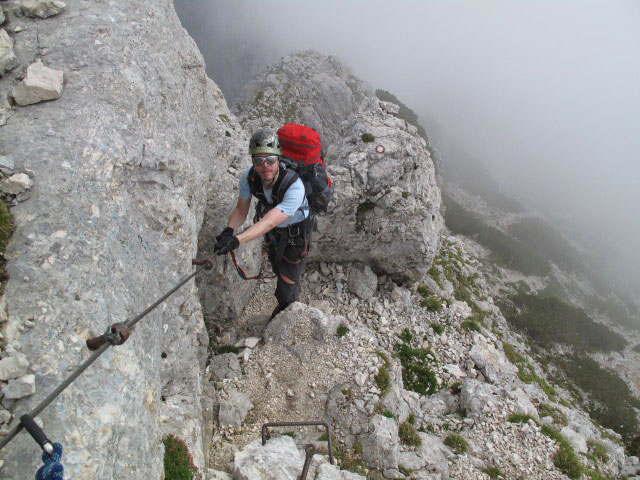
[239,166,309,227]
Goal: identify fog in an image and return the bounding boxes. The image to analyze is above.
[175,0,640,293]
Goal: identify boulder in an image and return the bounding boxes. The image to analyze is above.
[12,60,64,106]
[0,354,29,381]
[459,379,502,420]
[468,334,517,383]
[264,302,340,359]
[209,353,241,382]
[0,29,18,76]
[309,99,442,281]
[360,415,399,471]
[347,264,378,300]
[397,432,450,479]
[0,173,33,195]
[16,0,66,18]
[234,436,302,480]
[2,374,36,399]
[0,155,15,176]
[218,390,252,427]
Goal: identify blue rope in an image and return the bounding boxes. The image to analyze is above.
[35,443,64,480]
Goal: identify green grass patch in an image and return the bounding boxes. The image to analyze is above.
[507,413,535,424]
[0,200,15,295]
[374,351,391,396]
[587,439,609,464]
[336,323,349,337]
[553,442,583,479]
[428,265,443,288]
[538,404,567,426]
[502,342,556,400]
[443,434,468,454]
[481,467,505,479]
[361,133,375,143]
[212,344,240,355]
[381,409,394,419]
[163,435,198,480]
[460,319,481,333]
[334,446,384,479]
[503,294,627,352]
[393,342,438,396]
[430,322,444,334]
[399,421,422,447]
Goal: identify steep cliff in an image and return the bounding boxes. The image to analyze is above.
[0,0,235,477]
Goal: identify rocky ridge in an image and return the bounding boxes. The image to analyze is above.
[204,234,640,479]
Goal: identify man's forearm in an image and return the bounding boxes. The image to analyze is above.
[227,206,248,230]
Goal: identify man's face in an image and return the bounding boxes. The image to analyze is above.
[252,154,279,187]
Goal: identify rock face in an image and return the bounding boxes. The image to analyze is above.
[235,50,443,282]
[311,98,443,281]
[0,1,234,478]
[234,50,375,149]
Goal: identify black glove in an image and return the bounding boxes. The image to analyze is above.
[214,234,239,255]
[216,227,234,242]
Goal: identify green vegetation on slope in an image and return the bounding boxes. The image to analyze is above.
[556,355,640,449]
[443,194,550,275]
[503,294,626,352]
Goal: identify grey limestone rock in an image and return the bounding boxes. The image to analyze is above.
[560,426,588,453]
[459,379,502,420]
[235,50,375,149]
[12,59,63,106]
[0,9,5,25]
[309,98,443,281]
[0,172,32,194]
[209,353,241,382]
[0,0,224,476]
[398,432,450,479]
[0,29,18,75]
[233,436,304,480]
[0,353,29,381]
[360,414,399,471]
[0,155,15,176]
[218,390,253,427]
[347,263,378,300]
[16,0,66,18]
[315,462,366,480]
[264,302,340,350]
[1,373,35,399]
[204,470,232,480]
[468,334,517,383]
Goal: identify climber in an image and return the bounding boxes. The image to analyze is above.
[214,128,313,320]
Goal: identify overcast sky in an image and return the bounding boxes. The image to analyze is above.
[175,0,640,291]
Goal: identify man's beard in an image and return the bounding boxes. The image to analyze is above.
[263,169,278,189]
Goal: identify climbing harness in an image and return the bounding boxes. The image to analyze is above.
[0,258,214,477]
[262,421,335,467]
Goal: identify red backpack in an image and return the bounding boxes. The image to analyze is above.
[277,123,333,215]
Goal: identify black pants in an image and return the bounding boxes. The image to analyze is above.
[267,217,314,310]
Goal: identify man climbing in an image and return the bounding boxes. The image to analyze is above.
[214,128,313,319]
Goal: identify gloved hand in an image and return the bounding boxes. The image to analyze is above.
[214,234,239,255]
[216,227,234,242]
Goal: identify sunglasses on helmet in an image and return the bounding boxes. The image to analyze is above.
[252,155,279,166]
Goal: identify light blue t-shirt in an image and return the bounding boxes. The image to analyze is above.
[239,166,309,227]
